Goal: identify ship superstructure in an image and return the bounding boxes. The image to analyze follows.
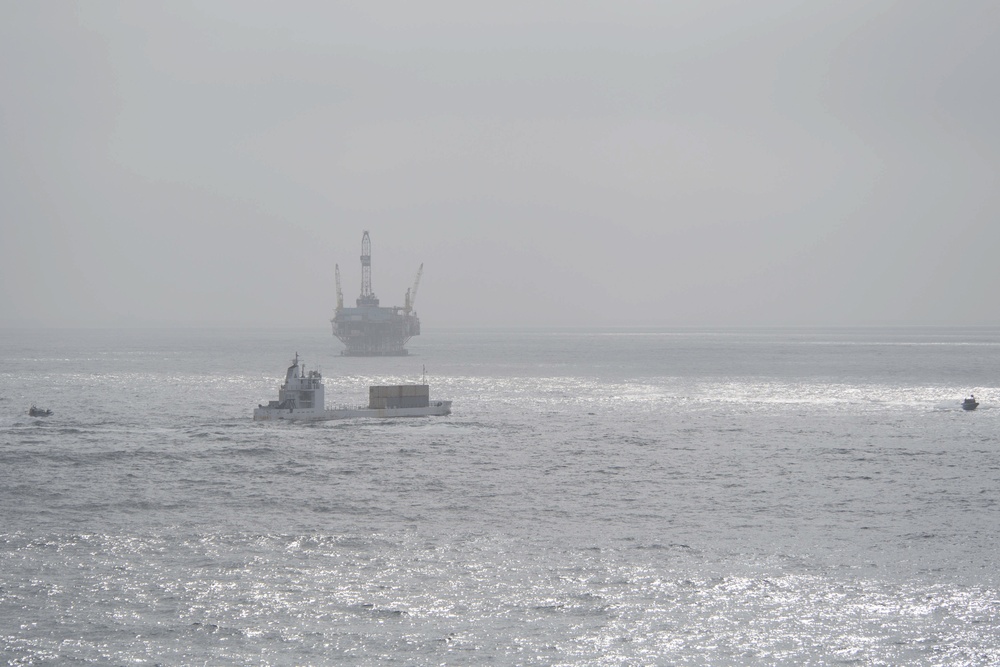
[331,231,422,356]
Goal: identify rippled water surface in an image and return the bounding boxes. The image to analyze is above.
[1,327,999,665]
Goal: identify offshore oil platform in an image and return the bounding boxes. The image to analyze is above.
[330,231,422,356]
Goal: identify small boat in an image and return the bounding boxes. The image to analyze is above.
[254,353,452,422]
[28,406,52,417]
[962,395,979,411]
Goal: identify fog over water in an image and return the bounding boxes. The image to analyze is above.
[4,7,1000,665]
[2,2,999,329]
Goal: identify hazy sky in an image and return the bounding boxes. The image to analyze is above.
[2,1,998,328]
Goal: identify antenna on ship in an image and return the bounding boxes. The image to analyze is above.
[422,365,426,384]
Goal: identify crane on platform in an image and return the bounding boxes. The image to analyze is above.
[334,263,343,312]
[405,263,423,314]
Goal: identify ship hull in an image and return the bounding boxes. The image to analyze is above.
[253,401,452,422]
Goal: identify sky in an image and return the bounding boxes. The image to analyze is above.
[2,1,998,329]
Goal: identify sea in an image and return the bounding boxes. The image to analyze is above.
[1,326,998,666]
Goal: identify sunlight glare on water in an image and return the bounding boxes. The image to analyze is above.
[0,327,998,664]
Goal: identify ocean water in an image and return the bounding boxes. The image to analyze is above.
[1,326,998,665]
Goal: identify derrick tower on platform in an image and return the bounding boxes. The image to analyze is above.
[330,231,422,356]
